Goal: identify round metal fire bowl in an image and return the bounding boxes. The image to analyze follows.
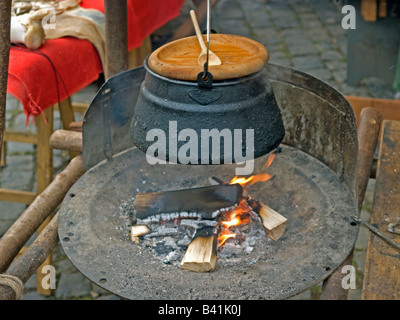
[58,145,358,300]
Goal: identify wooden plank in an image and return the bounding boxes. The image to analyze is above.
[345,96,400,124]
[361,0,378,22]
[0,188,36,204]
[3,130,38,144]
[361,120,400,300]
[378,0,387,18]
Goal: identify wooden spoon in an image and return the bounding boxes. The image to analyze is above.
[190,10,222,66]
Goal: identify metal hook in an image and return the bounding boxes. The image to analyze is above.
[197,70,213,89]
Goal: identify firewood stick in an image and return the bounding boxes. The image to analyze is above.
[257,202,287,240]
[49,129,82,152]
[0,213,59,300]
[130,225,150,244]
[135,184,243,220]
[181,236,217,272]
[247,199,287,240]
[0,155,85,273]
[181,226,217,272]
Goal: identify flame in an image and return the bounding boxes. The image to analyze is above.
[218,152,277,247]
[217,201,251,247]
[217,233,236,246]
[229,152,276,188]
[229,173,272,187]
[222,217,241,228]
[262,152,276,171]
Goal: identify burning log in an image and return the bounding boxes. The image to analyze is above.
[249,200,287,240]
[135,184,243,220]
[180,226,217,272]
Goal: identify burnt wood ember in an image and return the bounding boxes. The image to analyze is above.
[179,219,218,239]
[135,184,243,220]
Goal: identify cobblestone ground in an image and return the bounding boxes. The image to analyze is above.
[0,0,395,300]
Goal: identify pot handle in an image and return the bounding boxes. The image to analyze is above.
[197,70,213,89]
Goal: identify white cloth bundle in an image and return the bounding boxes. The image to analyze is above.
[10,0,106,69]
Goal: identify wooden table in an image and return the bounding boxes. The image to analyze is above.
[362,119,400,299]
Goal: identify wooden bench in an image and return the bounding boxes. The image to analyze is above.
[361,119,400,299]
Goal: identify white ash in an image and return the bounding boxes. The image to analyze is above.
[119,197,268,267]
[217,210,266,265]
[112,197,136,240]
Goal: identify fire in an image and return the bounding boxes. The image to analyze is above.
[218,151,277,247]
[217,233,236,247]
[229,152,276,188]
[217,201,251,247]
[229,173,272,187]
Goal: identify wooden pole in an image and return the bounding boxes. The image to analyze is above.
[0,213,59,300]
[49,129,83,152]
[320,107,382,300]
[104,0,128,79]
[0,0,12,162]
[0,155,85,274]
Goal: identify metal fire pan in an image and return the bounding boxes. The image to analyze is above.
[59,63,359,299]
[58,145,358,300]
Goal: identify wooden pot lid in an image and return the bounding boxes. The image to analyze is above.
[148,34,269,81]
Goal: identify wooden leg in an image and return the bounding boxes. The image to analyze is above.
[0,138,5,166]
[0,1,11,169]
[34,107,54,296]
[58,98,80,159]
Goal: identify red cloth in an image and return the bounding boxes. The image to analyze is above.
[80,0,186,50]
[7,0,185,120]
[8,38,103,121]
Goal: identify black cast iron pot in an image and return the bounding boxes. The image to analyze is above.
[130,58,285,165]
